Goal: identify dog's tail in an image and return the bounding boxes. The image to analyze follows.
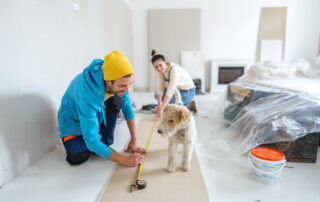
[174,89,183,105]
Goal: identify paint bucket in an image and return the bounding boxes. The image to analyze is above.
[249,147,286,184]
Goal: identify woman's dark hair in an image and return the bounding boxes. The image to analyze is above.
[151,49,166,64]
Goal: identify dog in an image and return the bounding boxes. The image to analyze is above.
[157,103,197,172]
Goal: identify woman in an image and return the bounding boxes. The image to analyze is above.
[151,49,195,119]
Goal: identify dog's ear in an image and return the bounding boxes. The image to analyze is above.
[178,108,191,123]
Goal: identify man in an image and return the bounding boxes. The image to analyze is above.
[58,50,145,166]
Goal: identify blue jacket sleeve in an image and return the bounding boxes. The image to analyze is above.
[121,92,134,121]
[77,101,112,159]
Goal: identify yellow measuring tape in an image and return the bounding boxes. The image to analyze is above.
[130,118,157,192]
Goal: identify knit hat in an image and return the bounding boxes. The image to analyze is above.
[102,50,134,81]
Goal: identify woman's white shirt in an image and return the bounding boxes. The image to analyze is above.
[157,63,195,97]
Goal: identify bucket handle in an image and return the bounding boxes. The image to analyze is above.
[248,153,285,175]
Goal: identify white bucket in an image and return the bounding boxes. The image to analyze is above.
[249,151,286,184]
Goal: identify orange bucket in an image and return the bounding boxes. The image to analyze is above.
[251,146,285,161]
[249,147,286,184]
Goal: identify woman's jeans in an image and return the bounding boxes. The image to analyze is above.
[155,88,195,107]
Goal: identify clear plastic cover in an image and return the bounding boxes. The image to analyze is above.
[216,82,320,155]
[198,58,320,156]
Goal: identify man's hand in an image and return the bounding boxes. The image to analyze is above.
[108,151,144,167]
[125,139,146,154]
[121,154,144,167]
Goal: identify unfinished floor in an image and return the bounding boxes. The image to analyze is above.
[0,92,319,202]
[132,92,320,202]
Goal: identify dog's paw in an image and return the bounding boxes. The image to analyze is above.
[167,165,175,173]
[167,167,175,173]
[182,161,191,171]
[182,165,190,171]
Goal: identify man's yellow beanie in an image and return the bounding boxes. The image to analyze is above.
[102,50,134,81]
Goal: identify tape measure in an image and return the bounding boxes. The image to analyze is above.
[130,118,157,193]
[130,179,146,192]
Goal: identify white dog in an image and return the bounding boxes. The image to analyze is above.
[157,103,197,172]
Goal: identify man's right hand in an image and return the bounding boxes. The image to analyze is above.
[108,151,144,167]
[122,154,144,167]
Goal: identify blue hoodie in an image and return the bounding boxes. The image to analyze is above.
[58,59,134,159]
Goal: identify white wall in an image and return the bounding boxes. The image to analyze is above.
[0,0,133,187]
[148,9,201,91]
[131,0,320,91]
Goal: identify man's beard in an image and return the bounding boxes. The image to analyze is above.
[106,85,124,96]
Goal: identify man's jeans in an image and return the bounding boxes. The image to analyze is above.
[62,96,122,165]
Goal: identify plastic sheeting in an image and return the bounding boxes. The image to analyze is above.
[238,57,320,82]
[200,58,320,156]
[218,83,320,155]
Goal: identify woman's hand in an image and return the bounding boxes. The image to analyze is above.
[156,105,163,119]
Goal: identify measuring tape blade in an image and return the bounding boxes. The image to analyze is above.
[130,118,157,192]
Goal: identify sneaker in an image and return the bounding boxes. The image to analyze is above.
[188,100,197,113]
[141,104,156,111]
[139,104,157,114]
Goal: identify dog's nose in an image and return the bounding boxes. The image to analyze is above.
[157,129,162,134]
